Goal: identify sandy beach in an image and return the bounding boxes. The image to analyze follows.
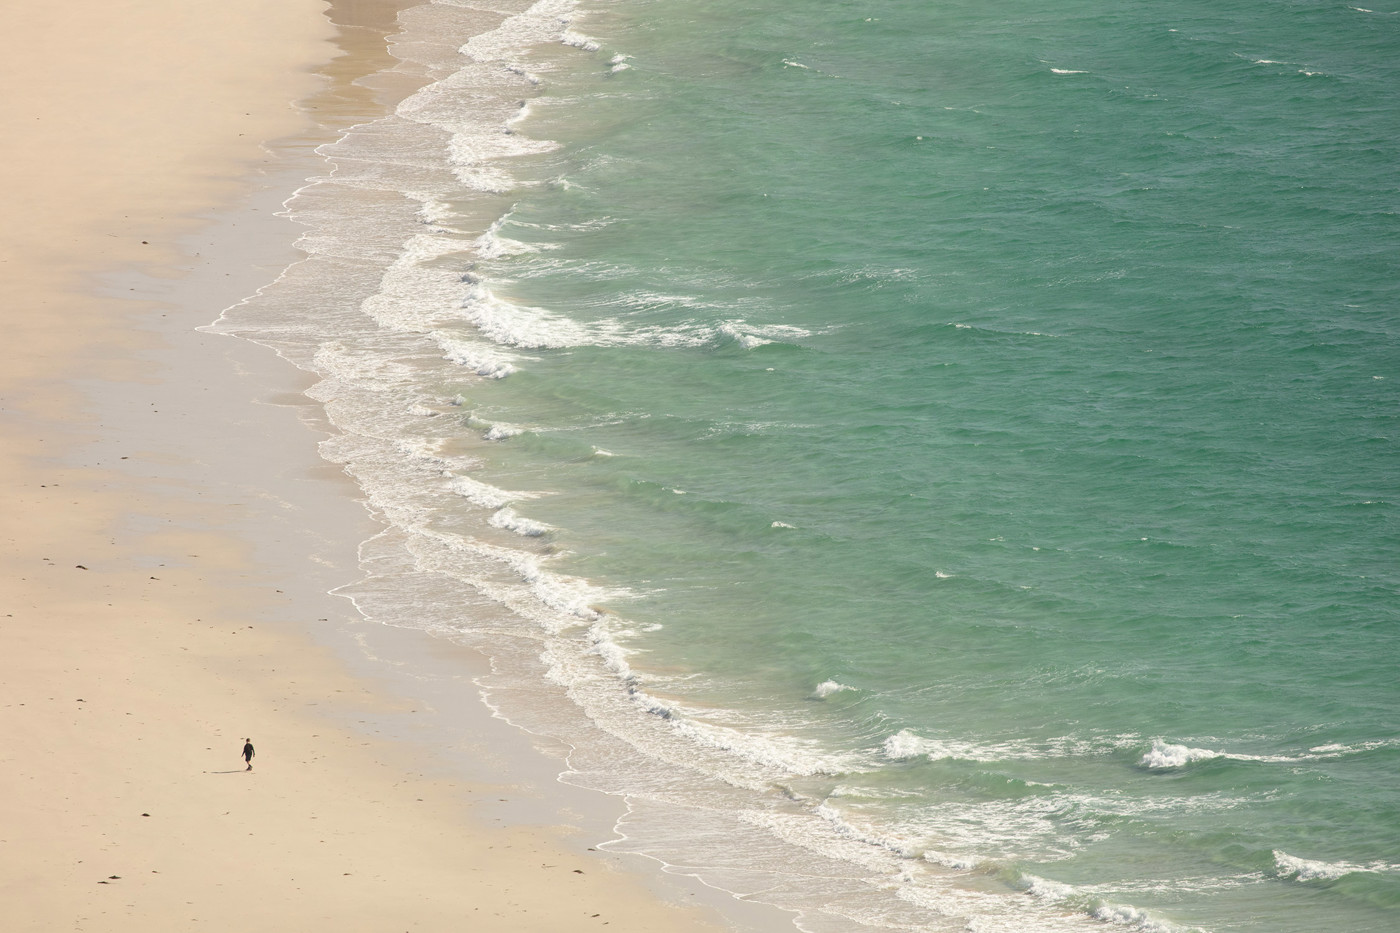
[0,3,781,930]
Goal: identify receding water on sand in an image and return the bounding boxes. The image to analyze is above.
[214,1,1400,930]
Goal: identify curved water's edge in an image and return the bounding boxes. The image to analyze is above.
[206,3,950,931]
[205,2,1399,932]
[207,3,1143,931]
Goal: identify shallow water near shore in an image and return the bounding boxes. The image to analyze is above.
[214,0,1400,929]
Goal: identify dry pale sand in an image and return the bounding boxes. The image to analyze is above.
[0,3,778,930]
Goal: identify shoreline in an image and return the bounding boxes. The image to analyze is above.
[0,2,788,930]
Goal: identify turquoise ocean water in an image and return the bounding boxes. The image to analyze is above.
[216,0,1400,929]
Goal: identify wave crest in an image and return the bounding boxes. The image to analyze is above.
[1139,739,1221,769]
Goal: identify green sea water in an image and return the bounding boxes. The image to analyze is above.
[222,0,1400,929]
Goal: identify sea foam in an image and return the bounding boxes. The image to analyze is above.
[1272,849,1400,883]
[1139,739,1222,769]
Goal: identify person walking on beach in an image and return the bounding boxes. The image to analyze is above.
[242,738,255,771]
